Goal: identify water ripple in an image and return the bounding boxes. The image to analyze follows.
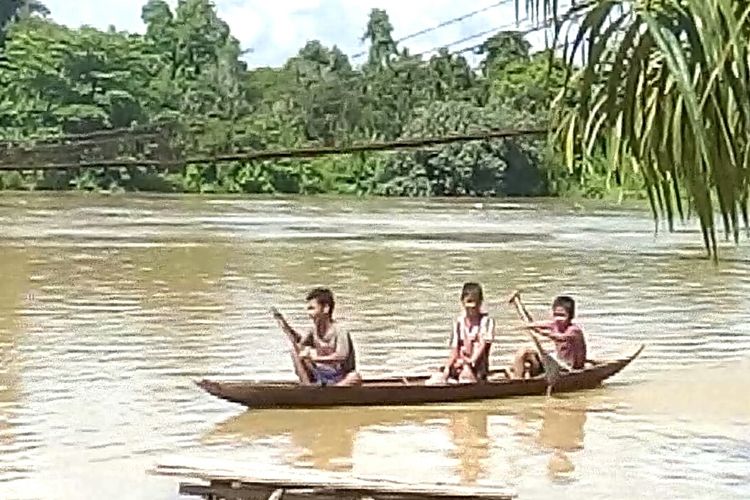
[0,194,748,500]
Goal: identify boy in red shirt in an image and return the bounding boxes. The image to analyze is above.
[511,295,587,378]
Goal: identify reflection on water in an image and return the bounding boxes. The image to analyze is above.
[0,193,748,500]
[538,403,586,452]
[206,406,501,480]
[203,397,603,488]
[206,408,370,472]
[537,401,587,479]
[448,411,490,484]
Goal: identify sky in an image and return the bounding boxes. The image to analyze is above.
[42,0,554,68]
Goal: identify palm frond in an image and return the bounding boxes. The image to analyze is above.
[518,0,750,260]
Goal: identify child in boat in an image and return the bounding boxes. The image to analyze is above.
[511,295,587,378]
[427,282,496,385]
[274,287,362,386]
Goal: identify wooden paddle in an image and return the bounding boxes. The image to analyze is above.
[507,291,563,395]
[270,306,313,385]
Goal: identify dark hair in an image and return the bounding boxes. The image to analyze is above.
[460,282,484,303]
[306,287,335,316]
[553,295,575,318]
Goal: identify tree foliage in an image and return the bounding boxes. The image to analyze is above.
[0,2,581,198]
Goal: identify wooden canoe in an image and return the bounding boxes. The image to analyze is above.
[196,345,644,409]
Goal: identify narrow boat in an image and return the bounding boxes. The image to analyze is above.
[196,345,644,409]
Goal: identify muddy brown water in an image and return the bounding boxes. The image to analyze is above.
[0,193,748,499]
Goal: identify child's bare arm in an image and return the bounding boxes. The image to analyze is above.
[271,307,303,343]
[444,346,459,369]
[545,325,581,342]
[521,320,553,335]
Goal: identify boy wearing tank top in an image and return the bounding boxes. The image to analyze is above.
[427,282,495,385]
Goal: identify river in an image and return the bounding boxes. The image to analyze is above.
[0,193,748,499]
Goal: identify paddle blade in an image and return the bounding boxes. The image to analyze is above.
[525,329,564,390]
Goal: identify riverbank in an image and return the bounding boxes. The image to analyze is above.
[0,188,652,213]
[0,166,647,203]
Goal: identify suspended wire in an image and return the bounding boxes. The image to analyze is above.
[0,126,160,147]
[2,9,583,156]
[411,2,586,59]
[411,23,525,59]
[1,18,554,151]
[0,127,548,171]
[351,1,583,63]
[397,0,514,44]
[293,20,555,106]
[352,19,548,66]
[408,16,568,60]
[279,19,558,98]
[351,0,515,59]
[1,20,564,169]
[258,13,585,122]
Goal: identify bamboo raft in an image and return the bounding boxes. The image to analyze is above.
[152,456,516,500]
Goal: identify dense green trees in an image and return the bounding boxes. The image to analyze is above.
[0,1,586,197]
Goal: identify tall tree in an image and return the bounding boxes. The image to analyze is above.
[362,8,398,71]
[141,0,245,120]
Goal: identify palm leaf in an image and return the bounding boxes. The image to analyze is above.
[516,0,750,259]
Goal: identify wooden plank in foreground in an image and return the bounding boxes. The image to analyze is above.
[152,456,515,499]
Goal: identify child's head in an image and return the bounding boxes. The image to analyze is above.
[306,287,335,321]
[460,282,484,316]
[552,295,575,327]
